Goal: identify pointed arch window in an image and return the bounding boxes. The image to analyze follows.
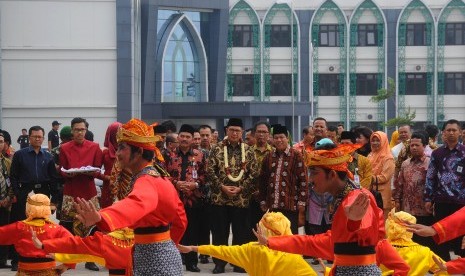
[157,13,208,103]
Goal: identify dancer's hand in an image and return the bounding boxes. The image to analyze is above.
[405,223,436,237]
[74,197,101,227]
[253,223,268,246]
[432,255,447,273]
[31,229,43,249]
[177,244,198,253]
[344,192,369,221]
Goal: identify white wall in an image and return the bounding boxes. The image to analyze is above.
[0,0,117,146]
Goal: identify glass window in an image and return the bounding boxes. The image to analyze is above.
[232,74,255,96]
[405,73,427,95]
[233,25,254,47]
[319,25,340,47]
[406,23,427,46]
[445,23,465,45]
[444,72,465,95]
[356,74,378,95]
[157,10,202,34]
[163,22,201,102]
[270,25,291,47]
[357,24,378,46]
[319,74,340,96]
[270,74,292,96]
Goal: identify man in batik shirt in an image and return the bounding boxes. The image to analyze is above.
[207,118,260,274]
[249,121,273,232]
[258,125,307,234]
[166,124,207,273]
[393,131,436,250]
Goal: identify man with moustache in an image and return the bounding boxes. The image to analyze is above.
[9,126,59,271]
[424,119,465,261]
[166,124,207,273]
[258,124,307,233]
[207,118,260,273]
[197,124,214,264]
[249,121,273,233]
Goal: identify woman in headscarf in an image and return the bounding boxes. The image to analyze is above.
[178,211,318,276]
[389,130,399,149]
[368,131,395,217]
[0,194,75,275]
[99,122,122,208]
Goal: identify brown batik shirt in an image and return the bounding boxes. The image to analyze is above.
[207,139,260,208]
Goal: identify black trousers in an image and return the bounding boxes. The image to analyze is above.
[197,203,211,246]
[270,209,299,234]
[412,215,439,252]
[248,198,264,236]
[181,205,203,267]
[433,202,465,261]
[0,207,9,264]
[210,205,251,267]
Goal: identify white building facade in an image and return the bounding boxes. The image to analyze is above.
[0,0,464,143]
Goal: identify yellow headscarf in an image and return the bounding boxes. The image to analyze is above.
[258,211,292,238]
[386,209,416,242]
[389,130,399,148]
[23,194,55,230]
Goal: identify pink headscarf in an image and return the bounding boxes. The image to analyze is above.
[104,122,122,159]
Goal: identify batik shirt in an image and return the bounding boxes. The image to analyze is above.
[393,155,431,216]
[0,155,11,201]
[258,146,307,211]
[207,140,260,208]
[425,143,465,204]
[166,148,207,207]
[252,144,273,166]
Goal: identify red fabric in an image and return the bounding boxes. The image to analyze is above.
[43,231,130,273]
[376,239,410,276]
[0,221,75,269]
[447,258,465,274]
[97,174,187,244]
[104,122,121,159]
[432,206,465,244]
[100,148,116,208]
[268,231,334,261]
[165,149,206,207]
[59,140,103,199]
[268,188,381,275]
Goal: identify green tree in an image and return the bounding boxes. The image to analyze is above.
[383,107,416,127]
[370,77,416,127]
[370,77,395,103]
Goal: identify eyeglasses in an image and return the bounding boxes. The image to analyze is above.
[256,130,269,134]
[30,136,44,139]
[73,128,87,133]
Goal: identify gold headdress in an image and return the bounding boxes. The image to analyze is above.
[116,118,160,151]
[306,144,362,179]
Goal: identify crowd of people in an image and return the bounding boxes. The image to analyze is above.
[0,116,464,275]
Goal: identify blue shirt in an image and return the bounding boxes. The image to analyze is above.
[10,146,58,197]
[425,143,465,204]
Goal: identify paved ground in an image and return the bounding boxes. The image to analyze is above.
[0,258,323,275]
